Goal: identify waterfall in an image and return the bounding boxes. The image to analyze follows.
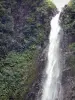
[36,1,70,100]
[41,12,62,100]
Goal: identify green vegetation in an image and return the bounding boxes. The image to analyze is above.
[45,0,56,8]
[66,43,75,73]
[0,0,56,99]
[68,0,75,12]
[0,49,38,100]
[0,0,56,58]
[60,0,75,36]
[60,0,75,76]
[65,43,75,73]
[69,43,75,51]
[68,0,75,7]
[66,55,75,73]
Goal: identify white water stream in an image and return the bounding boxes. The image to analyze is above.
[37,1,70,100]
[41,12,62,100]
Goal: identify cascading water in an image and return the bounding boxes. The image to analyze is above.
[41,12,62,100]
[36,1,70,100]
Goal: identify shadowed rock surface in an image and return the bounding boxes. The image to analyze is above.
[60,1,75,99]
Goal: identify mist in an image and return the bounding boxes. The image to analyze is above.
[52,0,70,10]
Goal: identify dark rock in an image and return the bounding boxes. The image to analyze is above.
[60,3,75,100]
[25,46,48,100]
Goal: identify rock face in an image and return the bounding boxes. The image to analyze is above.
[60,1,75,100]
[0,0,57,100]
